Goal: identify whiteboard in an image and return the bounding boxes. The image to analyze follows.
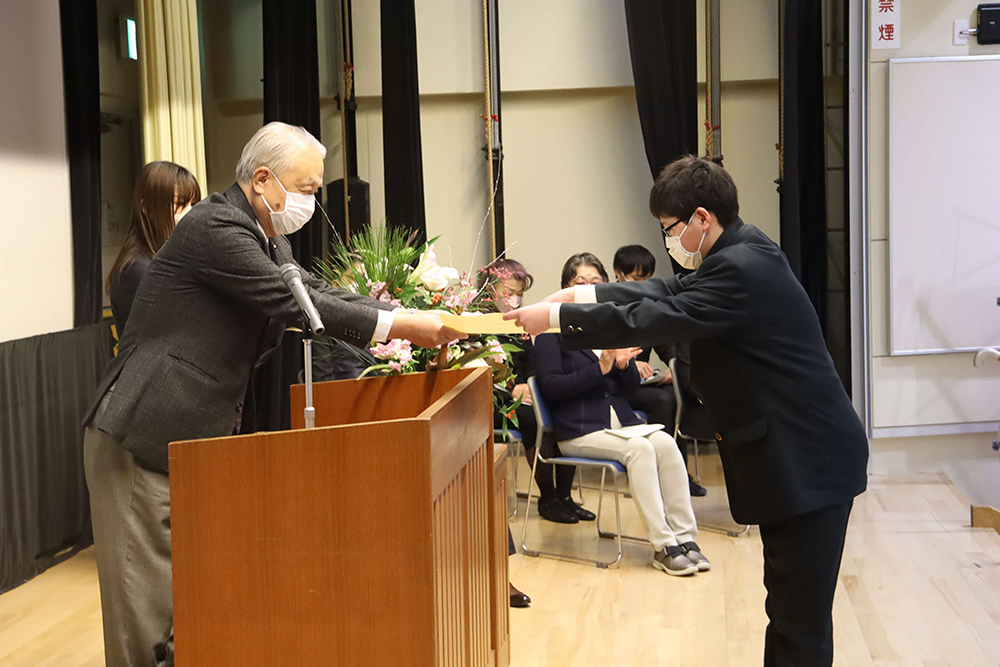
[888,57,1000,355]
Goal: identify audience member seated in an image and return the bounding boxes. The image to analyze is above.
[106,161,201,336]
[479,258,591,525]
[533,253,709,576]
[613,245,707,497]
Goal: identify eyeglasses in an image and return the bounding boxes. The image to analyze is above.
[660,219,685,240]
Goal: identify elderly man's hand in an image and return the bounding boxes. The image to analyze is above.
[542,287,577,304]
[389,312,466,348]
[502,303,553,336]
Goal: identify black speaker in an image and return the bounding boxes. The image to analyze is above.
[978,4,1000,44]
[325,177,370,244]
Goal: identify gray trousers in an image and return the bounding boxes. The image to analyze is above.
[84,394,173,667]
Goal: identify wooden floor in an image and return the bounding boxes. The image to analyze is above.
[2,459,1000,666]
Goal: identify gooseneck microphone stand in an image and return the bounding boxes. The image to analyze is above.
[303,321,316,429]
[279,264,324,430]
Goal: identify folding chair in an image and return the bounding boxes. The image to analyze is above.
[668,358,749,537]
[668,358,708,482]
[519,377,649,569]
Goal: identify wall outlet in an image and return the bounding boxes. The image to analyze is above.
[955,19,970,45]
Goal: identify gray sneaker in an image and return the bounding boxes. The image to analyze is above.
[653,546,698,576]
[680,541,711,571]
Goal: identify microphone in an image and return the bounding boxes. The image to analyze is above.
[279,263,325,335]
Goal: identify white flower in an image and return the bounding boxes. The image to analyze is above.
[409,244,461,291]
[408,245,437,283]
[421,265,461,292]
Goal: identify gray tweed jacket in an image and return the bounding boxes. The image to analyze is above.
[85,183,392,472]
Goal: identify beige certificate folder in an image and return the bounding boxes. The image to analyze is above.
[435,312,557,335]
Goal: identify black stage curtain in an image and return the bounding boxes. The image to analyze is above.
[59,0,103,327]
[381,0,427,237]
[0,323,114,593]
[259,0,323,432]
[263,0,324,272]
[780,0,828,329]
[623,0,698,180]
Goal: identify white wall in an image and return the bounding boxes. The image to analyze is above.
[0,0,75,343]
[203,0,782,290]
[317,0,781,296]
[866,0,1000,507]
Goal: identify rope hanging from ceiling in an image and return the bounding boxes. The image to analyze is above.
[337,0,354,239]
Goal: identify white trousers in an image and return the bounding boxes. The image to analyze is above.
[559,424,697,551]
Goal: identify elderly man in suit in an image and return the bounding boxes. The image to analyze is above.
[82,122,462,667]
[505,156,868,667]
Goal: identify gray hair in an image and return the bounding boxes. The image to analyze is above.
[235,122,327,184]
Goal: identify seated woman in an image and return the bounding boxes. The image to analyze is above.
[533,253,709,576]
[480,258,592,526]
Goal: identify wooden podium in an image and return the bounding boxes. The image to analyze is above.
[169,367,510,667]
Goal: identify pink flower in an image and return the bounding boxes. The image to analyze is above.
[485,338,506,365]
[371,338,414,371]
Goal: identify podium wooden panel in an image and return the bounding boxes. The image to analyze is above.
[170,367,510,666]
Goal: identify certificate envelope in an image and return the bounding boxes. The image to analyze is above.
[435,312,556,335]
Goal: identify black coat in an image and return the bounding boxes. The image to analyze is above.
[85,184,393,472]
[558,218,868,524]
[533,333,643,442]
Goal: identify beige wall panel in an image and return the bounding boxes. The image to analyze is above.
[350,0,381,97]
[871,354,999,428]
[500,88,658,296]
[868,61,888,241]
[0,0,75,342]
[870,240,890,358]
[870,432,1000,508]
[695,0,779,83]
[696,82,781,243]
[343,0,487,96]
[498,0,634,92]
[415,0,484,95]
[419,96,492,275]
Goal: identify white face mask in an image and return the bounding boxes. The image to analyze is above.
[663,212,708,270]
[261,171,316,235]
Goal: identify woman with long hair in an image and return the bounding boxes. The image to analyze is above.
[533,252,707,576]
[106,161,201,335]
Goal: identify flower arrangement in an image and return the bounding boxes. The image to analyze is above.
[313,225,524,432]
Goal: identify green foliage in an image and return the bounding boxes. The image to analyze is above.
[316,224,522,432]
[314,225,435,299]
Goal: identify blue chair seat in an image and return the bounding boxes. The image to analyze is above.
[634,410,648,423]
[550,456,626,474]
[494,428,523,442]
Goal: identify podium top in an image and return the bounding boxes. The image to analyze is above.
[290,367,488,430]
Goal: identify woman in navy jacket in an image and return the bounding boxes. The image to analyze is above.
[533,253,707,576]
